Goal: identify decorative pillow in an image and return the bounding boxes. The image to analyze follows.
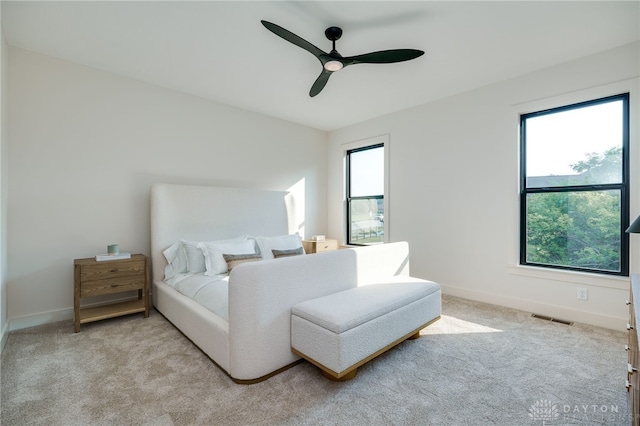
[272,247,304,258]
[163,242,188,280]
[254,234,305,260]
[180,240,207,274]
[199,237,255,276]
[223,253,262,271]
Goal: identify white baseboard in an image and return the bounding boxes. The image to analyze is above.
[8,295,143,332]
[441,284,627,331]
[9,307,73,332]
[0,321,8,354]
[5,286,626,333]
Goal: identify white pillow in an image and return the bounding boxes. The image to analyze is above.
[199,237,256,276]
[254,234,305,260]
[163,242,188,280]
[181,240,207,274]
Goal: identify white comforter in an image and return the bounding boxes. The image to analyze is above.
[165,273,229,321]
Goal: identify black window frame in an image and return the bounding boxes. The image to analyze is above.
[519,93,630,276]
[346,143,384,246]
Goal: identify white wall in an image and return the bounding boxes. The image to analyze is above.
[7,41,639,333]
[0,3,8,350]
[328,42,640,330]
[7,47,327,330]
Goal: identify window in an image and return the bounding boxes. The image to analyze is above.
[346,143,385,245]
[520,93,630,275]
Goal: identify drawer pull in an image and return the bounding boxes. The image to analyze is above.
[628,323,635,330]
[110,284,120,288]
[629,363,637,374]
[110,269,119,273]
[627,300,632,306]
[626,344,631,351]
[627,379,632,389]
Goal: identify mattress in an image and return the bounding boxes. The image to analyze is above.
[165,273,229,321]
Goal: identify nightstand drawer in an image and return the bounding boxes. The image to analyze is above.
[79,260,146,281]
[81,276,146,297]
[315,240,338,252]
[303,239,338,254]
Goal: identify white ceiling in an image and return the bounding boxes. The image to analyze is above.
[2,1,639,131]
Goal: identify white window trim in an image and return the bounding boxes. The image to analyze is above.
[508,78,639,290]
[342,134,390,245]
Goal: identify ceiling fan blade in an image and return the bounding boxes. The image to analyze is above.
[342,49,424,66]
[261,20,327,59]
[309,69,332,97]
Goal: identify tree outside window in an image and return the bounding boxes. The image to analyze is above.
[520,93,629,275]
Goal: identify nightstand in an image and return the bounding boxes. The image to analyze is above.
[302,239,338,254]
[73,254,149,332]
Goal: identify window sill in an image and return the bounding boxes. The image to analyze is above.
[507,264,629,290]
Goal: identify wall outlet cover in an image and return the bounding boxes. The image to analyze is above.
[577,288,588,301]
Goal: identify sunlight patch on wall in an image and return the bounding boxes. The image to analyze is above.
[286,178,306,238]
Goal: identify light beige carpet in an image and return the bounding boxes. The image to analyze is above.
[0,295,630,425]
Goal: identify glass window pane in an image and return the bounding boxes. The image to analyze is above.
[348,198,384,244]
[350,146,384,197]
[525,100,623,188]
[525,190,621,273]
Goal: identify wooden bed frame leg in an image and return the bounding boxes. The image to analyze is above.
[322,368,358,382]
[407,331,421,340]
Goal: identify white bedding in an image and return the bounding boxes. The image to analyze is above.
[165,273,230,321]
[161,233,307,324]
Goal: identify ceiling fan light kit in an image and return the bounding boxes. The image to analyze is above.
[324,60,344,72]
[261,20,424,97]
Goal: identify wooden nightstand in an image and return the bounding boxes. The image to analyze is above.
[302,239,338,254]
[73,254,149,332]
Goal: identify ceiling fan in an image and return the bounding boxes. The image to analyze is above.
[261,20,425,97]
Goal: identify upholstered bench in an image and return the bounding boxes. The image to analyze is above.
[291,277,441,381]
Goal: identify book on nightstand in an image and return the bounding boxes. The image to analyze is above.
[95,252,131,261]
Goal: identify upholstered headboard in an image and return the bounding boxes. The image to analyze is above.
[150,183,294,285]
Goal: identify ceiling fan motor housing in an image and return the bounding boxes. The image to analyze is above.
[325,27,343,41]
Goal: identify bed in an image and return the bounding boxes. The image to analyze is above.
[150,183,418,383]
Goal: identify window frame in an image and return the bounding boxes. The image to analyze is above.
[519,93,630,276]
[343,135,389,246]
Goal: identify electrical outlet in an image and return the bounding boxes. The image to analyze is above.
[577,287,588,301]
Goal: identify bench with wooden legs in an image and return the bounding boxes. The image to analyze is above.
[291,278,442,381]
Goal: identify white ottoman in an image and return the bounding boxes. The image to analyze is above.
[291,278,441,381]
